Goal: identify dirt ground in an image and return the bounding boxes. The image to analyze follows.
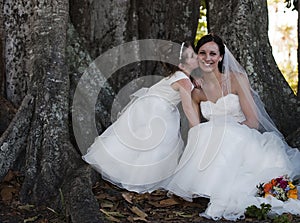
[1,170,300,223]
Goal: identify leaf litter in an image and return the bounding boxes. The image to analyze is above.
[2,170,300,222]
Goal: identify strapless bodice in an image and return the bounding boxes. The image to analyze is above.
[200,94,246,123]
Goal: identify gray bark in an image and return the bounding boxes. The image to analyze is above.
[207,0,300,138]
[0,94,33,179]
[0,95,16,135]
[1,0,200,222]
[19,0,71,202]
[69,0,200,149]
[0,0,5,96]
[69,0,200,90]
[3,0,32,107]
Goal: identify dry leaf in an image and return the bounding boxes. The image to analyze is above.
[100,209,120,222]
[100,200,114,208]
[130,206,148,220]
[105,215,121,222]
[24,216,39,223]
[173,211,195,218]
[18,204,35,211]
[100,209,125,217]
[95,193,107,200]
[0,186,18,202]
[133,217,148,222]
[159,198,179,207]
[122,192,133,204]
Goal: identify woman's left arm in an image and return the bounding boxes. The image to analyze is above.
[235,75,259,129]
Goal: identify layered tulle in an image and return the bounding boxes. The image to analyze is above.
[82,71,191,193]
[166,94,300,220]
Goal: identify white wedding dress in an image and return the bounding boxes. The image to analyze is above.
[166,93,300,221]
[82,71,193,193]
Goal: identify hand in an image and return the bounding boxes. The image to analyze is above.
[193,79,202,88]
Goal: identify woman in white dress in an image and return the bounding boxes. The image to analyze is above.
[82,40,200,193]
[166,34,300,221]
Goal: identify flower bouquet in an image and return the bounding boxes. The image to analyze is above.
[256,175,298,202]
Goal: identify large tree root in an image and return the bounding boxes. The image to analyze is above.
[0,95,17,135]
[63,164,103,223]
[0,94,34,180]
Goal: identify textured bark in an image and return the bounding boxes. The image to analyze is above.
[207,0,300,138]
[0,0,5,96]
[0,95,16,135]
[69,0,201,147]
[287,127,300,148]
[3,0,32,107]
[18,0,70,202]
[69,0,200,91]
[0,94,33,179]
[1,1,200,222]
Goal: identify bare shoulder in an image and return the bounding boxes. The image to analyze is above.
[172,78,193,91]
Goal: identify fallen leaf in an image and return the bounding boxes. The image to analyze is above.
[158,198,179,207]
[95,193,108,200]
[173,211,195,218]
[100,209,125,217]
[24,216,39,223]
[133,217,148,222]
[122,192,133,204]
[130,206,148,221]
[18,204,35,211]
[105,215,121,222]
[100,199,114,208]
[100,209,120,222]
[0,186,18,203]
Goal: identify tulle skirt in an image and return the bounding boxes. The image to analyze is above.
[82,94,184,193]
[166,117,300,221]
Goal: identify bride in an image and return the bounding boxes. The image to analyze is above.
[166,33,300,221]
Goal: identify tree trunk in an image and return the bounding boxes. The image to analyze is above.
[1,0,200,222]
[207,0,300,140]
[0,0,5,96]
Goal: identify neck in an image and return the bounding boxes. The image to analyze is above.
[202,70,221,82]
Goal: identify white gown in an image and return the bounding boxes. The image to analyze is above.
[166,93,300,221]
[82,71,193,193]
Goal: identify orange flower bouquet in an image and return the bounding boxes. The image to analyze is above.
[256,175,298,202]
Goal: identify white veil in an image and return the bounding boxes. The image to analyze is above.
[222,45,300,178]
[222,46,282,136]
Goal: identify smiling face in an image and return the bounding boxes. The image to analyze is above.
[197,42,223,73]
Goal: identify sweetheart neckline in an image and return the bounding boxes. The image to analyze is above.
[201,93,238,105]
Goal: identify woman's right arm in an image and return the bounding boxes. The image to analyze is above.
[172,79,200,127]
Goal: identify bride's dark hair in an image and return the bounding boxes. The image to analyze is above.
[195,33,225,73]
[160,39,194,76]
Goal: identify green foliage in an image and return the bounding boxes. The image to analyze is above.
[273,214,293,223]
[245,203,272,220]
[194,0,207,46]
[246,203,294,223]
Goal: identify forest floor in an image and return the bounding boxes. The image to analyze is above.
[1,170,300,223]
